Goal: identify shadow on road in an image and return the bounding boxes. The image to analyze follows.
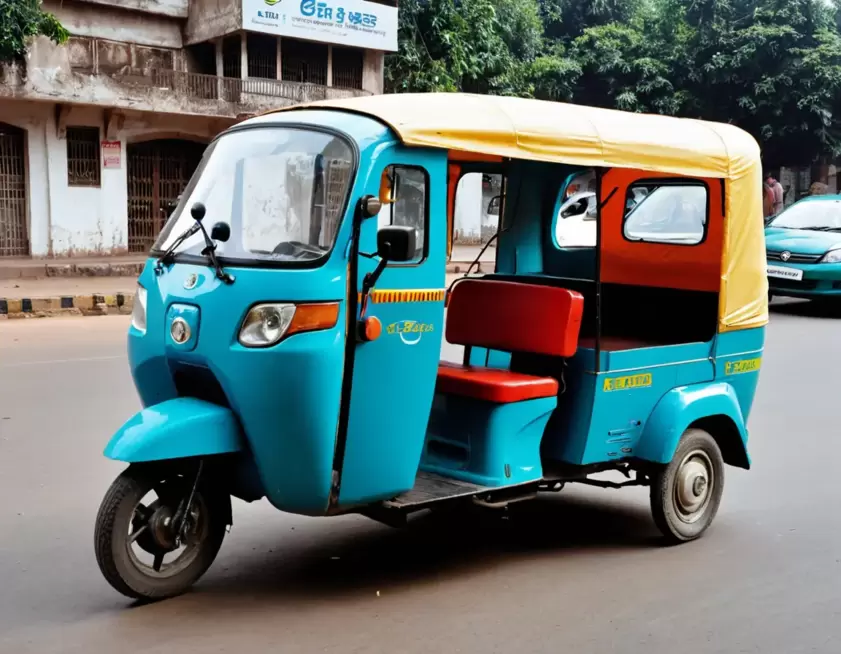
[197,493,660,603]
[770,298,841,319]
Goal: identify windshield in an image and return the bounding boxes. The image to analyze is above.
[153,127,355,264]
[770,199,841,230]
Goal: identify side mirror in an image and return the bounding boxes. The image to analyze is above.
[210,221,231,242]
[379,168,399,204]
[377,225,416,262]
[487,195,501,215]
[361,195,382,218]
[561,199,586,219]
[190,202,206,222]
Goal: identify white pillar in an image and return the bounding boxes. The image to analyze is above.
[215,38,223,77]
[454,173,483,241]
[327,45,333,87]
[240,33,248,79]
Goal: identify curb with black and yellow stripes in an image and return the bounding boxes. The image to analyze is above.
[0,293,134,319]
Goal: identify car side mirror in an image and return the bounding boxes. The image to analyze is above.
[487,195,500,215]
[377,225,416,262]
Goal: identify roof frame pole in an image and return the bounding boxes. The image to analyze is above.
[594,167,604,375]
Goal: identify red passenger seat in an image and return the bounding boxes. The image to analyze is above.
[438,279,584,403]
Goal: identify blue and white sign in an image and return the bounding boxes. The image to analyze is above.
[243,0,398,51]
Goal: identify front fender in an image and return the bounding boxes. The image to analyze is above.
[636,382,749,466]
[104,397,245,463]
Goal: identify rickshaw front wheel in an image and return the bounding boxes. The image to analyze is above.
[94,465,229,602]
[649,428,724,544]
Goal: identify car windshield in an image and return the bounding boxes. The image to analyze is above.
[770,199,841,230]
[153,127,355,264]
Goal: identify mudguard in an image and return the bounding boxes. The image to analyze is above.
[635,382,749,467]
[104,397,245,463]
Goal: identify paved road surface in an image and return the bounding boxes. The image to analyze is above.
[0,303,839,653]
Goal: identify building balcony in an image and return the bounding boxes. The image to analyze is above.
[0,38,371,121]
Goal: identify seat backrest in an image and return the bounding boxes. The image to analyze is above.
[446,279,584,358]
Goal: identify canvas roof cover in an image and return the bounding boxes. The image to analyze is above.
[273,93,768,332]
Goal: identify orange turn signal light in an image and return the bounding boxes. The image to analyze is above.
[287,302,340,337]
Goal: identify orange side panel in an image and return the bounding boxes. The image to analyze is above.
[447,150,504,164]
[599,169,724,293]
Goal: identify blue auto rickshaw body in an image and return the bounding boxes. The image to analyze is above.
[104,94,766,520]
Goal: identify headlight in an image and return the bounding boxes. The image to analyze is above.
[131,285,147,333]
[239,304,296,347]
[238,302,341,348]
[821,248,841,263]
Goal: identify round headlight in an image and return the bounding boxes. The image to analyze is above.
[238,304,296,347]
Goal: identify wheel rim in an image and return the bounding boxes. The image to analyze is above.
[124,487,211,579]
[673,449,714,524]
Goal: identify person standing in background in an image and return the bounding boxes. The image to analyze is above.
[763,179,775,219]
[766,173,784,214]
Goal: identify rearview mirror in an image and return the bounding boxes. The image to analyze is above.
[210,221,231,242]
[377,226,416,262]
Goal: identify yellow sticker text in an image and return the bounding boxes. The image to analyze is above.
[603,373,652,392]
[724,358,761,375]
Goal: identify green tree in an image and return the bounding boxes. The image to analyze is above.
[0,0,68,63]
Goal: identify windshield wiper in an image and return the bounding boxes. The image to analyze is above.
[155,203,234,284]
[155,223,200,273]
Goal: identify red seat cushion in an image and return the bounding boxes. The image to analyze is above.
[446,279,584,358]
[437,361,559,403]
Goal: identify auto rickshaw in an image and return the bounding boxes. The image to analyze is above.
[94,93,768,601]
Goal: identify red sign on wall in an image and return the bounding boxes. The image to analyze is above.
[101,141,121,169]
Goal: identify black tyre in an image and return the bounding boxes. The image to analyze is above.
[650,428,724,544]
[94,465,229,601]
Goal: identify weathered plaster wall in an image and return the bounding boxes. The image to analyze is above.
[43,0,184,49]
[362,50,384,95]
[0,99,223,256]
[184,0,241,45]
[75,0,189,19]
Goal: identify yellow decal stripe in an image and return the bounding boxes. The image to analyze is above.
[357,289,446,304]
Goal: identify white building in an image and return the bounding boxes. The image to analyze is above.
[0,0,396,258]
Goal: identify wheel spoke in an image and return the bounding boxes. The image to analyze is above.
[152,552,165,572]
[134,503,152,522]
[127,524,149,544]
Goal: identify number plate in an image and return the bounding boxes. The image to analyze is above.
[767,265,804,281]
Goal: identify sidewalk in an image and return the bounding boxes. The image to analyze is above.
[0,244,495,319]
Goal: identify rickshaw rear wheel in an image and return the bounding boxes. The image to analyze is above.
[650,428,724,544]
[94,464,229,602]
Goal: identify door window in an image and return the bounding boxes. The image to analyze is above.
[623,182,708,245]
[378,165,427,262]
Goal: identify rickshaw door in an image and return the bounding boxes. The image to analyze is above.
[337,152,447,507]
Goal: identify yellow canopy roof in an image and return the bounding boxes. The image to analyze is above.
[276,93,768,332]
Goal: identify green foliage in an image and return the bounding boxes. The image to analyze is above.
[385,0,841,165]
[0,0,68,63]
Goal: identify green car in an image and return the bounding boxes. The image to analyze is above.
[765,195,841,299]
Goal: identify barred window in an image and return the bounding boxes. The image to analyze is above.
[66,127,101,187]
[332,46,363,89]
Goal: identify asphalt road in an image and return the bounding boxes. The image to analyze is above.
[0,302,839,654]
